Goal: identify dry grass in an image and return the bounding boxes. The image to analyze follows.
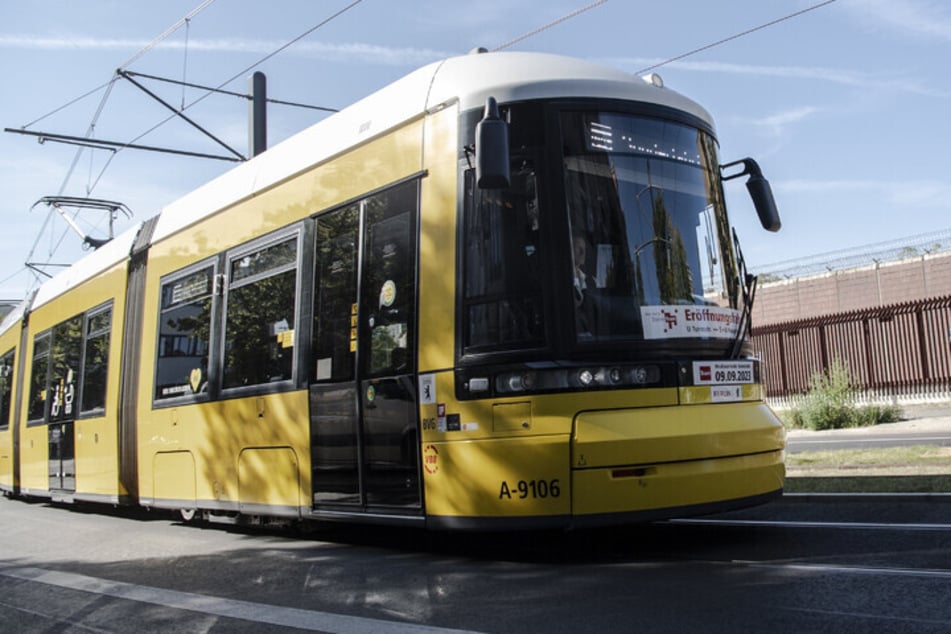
[785,445,951,492]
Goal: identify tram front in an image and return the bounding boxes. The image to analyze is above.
[439,56,784,528]
[558,108,784,523]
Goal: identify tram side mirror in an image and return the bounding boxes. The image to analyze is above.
[475,96,510,189]
[721,158,781,232]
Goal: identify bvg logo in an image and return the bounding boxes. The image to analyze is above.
[423,444,439,475]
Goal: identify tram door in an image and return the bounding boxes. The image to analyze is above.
[48,422,75,492]
[310,181,421,511]
[46,317,81,494]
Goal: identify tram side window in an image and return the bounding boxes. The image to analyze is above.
[462,164,545,352]
[26,304,113,422]
[28,334,50,421]
[361,182,418,378]
[48,316,84,422]
[313,206,359,382]
[156,266,214,400]
[0,349,14,429]
[81,307,111,413]
[223,235,299,389]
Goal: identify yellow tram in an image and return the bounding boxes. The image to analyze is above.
[0,51,785,529]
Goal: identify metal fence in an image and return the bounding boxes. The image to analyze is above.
[751,295,951,407]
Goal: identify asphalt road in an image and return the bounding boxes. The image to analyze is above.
[0,494,948,633]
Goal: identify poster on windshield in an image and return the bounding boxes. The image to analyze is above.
[641,305,741,340]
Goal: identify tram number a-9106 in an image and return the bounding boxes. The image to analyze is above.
[498,479,561,500]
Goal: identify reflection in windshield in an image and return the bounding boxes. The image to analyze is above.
[562,111,737,343]
[462,163,544,353]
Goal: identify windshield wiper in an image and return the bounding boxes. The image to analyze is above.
[730,228,757,358]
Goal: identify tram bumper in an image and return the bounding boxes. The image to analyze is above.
[570,402,785,524]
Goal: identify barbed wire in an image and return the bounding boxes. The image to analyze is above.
[757,227,951,281]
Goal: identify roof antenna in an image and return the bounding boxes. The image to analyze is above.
[248,71,267,157]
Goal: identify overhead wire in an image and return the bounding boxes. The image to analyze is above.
[119,0,363,152]
[13,0,833,295]
[64,6,352,193]
[20,79,116,131]
[118,0,218,71]
[493,0,608,51]
[636,0,839,74]
[20,0,218,132]
[0,267,29,288]
[121,70,339,113]
[80,0,361,217]
[20,0,220,289]
[213,0,363,91]
[181,17,191,109]
[76,0,363,217]
[25,78,119,268]
[23,0,363,291]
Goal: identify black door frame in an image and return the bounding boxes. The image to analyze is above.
[309,178,422,513]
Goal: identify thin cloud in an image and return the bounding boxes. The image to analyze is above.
[169,38,449,66]
[778,178,951,208]
[603,55,947,98]
[722,107,821,147]
[0,34,448,66]
[0,35,147,50]
[6,33,944,94]
[750,106,821,135]
[841,0,951,41]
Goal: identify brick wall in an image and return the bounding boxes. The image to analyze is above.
[753,252,951,326]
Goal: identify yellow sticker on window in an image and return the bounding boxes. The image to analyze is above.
[277,329,295,348]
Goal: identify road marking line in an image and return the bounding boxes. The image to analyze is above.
[776,605,951,626]
[747,562,951,580]
[0,567,482,634]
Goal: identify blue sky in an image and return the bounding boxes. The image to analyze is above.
[2,0,950,298]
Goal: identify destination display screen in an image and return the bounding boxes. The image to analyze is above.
[584,116,702,166]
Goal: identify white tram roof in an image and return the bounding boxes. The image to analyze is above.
[30,223,141,312]
[0,222,138,336]
[9,52,713,324]
[152,51,713,243]
[0,296,29,335]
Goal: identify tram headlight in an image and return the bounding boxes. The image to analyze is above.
[520,372,537,390]
[631,366,648,384]
[577,369,594,386]
[492,364,660,394]
[629,365,660,385]
[497,371,538,393]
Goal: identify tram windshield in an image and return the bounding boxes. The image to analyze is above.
[561,111,738,345]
